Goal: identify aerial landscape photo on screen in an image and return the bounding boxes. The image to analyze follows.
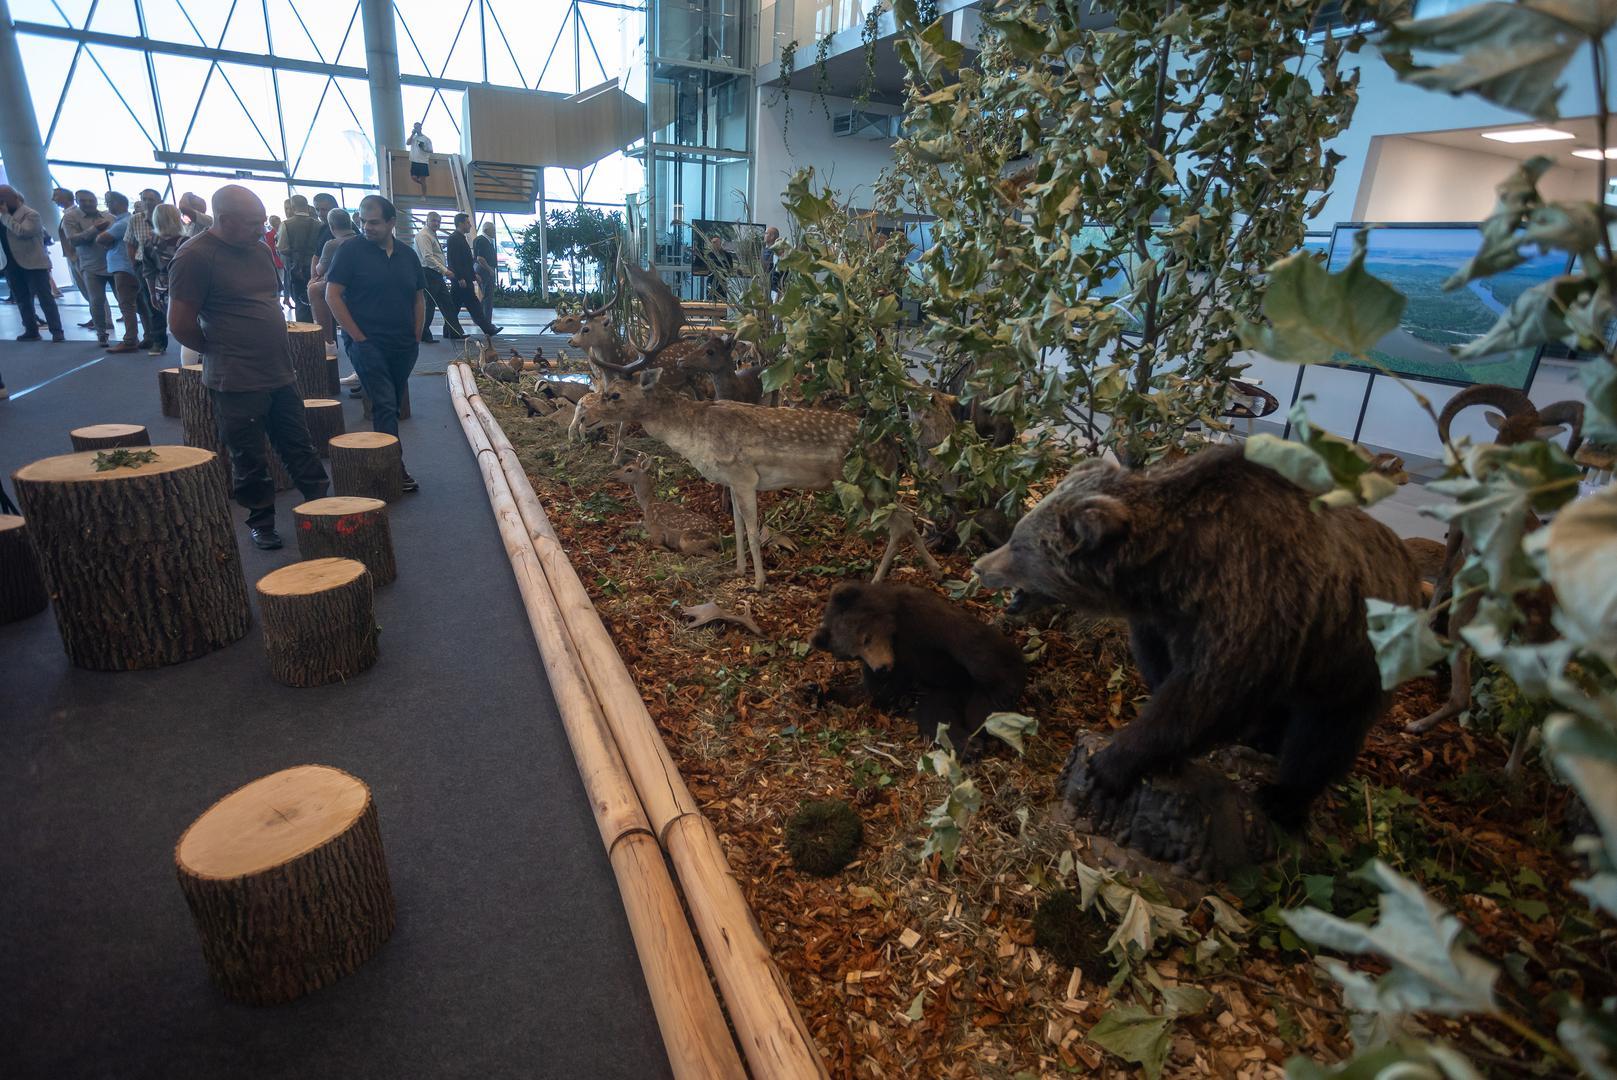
[1326,223,1567,389]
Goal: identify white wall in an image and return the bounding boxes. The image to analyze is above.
[1356,136,1594,222]
[751,91,904,223]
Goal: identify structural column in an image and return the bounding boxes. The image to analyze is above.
[359,0,405,188]
[0,0,56,232]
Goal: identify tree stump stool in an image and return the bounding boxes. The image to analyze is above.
[0,515,49,624]
[294,497,396,585]
[12,446,251,669]
[177,364,231,492]
[158,367,182,418]
[175,764,395,1006]
[256,557,378,687]
[287,322,328,399]
[303,398,346,457]
[69,424,151,452]
[329,433,402,502]
[360,381,410,421]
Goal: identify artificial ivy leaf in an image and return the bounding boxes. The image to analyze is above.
[1557,997,1617,1080]
[1161,985,1212,1018]
[1202,895,1253,935]
[982,711,1038,754]
[1241,243,1405,364]
[1453,276,1577,359]
[1245,434,1333,493]
[1545,714,1617,918]
[1087,1005,1173,1080]
[1286,1041,1485,1079]
[1546,483,1617,662]
[1366,599,1448,689]
[905,989,926,1022]
[1381,4,1583,120]
[981,12,1046,58]
[1284,860,1499,1019]
[1581,359,1617,443]
[1527,0,1617,36]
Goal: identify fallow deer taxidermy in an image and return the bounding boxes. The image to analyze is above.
[580,268,938,588]
[609,456,720,556]
[677,332,768,405]
[1410,384,1585,740]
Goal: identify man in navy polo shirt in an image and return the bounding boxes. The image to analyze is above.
[325,194,426,492]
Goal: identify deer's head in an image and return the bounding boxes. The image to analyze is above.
[609,458,651,491]
[583,370,673,425]
[568,314,614,351]
[678,332,737,374]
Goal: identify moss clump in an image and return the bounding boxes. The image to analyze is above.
[1032,889,1116,971]
[785,799,864,876]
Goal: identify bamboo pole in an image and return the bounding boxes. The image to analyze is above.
[447,368,744,1080]
[449,364,828,1080]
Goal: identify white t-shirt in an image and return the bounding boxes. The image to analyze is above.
[409,132,433,164]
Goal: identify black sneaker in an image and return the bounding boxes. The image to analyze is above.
[489,325,503,335]
[249,526,284,550]
[51,332,65,342]
[400,472,420,493]
[77,319,96,329]
[15,332,41,341]
[443,328,467,340]
[421,332,437,343]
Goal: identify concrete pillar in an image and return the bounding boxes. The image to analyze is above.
[360,0,405,188]
[0,0,56,231]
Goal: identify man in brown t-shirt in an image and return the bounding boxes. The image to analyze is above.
[167,185,328,550]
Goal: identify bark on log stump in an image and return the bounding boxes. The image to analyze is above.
[256,557,378,687]
[329,433,402,502]
[360,382,411,420]
[0,515,49,624]
[177,364,231,492]
[303,398,346,457]
[69,424,150,452]
[294,497,396,586]
[287,322,328,400]
[12,446,251,669]
[174,764,395,1006]
[158,367,182,418]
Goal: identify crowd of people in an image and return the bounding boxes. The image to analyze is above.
[2,177,509,553]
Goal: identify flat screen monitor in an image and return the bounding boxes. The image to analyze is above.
[1323,222,1565,390]
[1301,231,1331,260]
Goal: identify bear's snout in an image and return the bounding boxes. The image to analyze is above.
[973,544,1015,589]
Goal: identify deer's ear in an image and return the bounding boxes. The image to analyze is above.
[1484,411,1506,431]
[641,368,663,389]
[719,332,734,347]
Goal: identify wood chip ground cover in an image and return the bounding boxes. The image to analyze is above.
[481,380,1608,1078]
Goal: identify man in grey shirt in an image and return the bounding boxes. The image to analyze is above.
[63,189,113,344]
[167,185,329,550]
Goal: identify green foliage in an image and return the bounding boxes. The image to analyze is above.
[515,206,623,297]
[891,0,1379,466]
[92,448,158,471]
[914,715,1036,869]
[1239,234,1407,365]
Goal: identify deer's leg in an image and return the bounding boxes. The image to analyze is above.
[899,510,941,574]
[872,531,901,583]
[733,485,767,590]
[611,423,625,465]
[1407,646,1471,735]
[730,486,748,578]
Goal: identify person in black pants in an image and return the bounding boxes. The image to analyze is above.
[166,185,329,550]
[0,186,65,342]
[325,194,426,492]
[445,213,500,337]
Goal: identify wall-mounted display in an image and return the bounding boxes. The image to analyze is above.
[1324,222,1566,390]
[1301,231,1331,260]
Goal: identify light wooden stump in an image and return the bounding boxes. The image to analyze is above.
[0,515,49,624]
[12,446,250,669]
[177,364,231,492]
[69,423,150,452]
[175,764,395,1006]
[287,322,328,400]
[158,367,182,418]
[256,557,378,687]
[329,432,402,502]
[303,398,346,457]
[294,497,396,585]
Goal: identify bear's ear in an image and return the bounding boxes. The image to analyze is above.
[829,582,862,607]
[1055,494,1129,556]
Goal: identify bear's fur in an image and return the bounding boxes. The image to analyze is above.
[973,447,1423,829]
[810,582,1027,753]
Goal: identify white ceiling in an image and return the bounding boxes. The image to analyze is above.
[1405,116,1607,171]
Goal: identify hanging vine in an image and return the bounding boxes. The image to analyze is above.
[771,38,798,151]
[813,32,835,119]
[856,3,886,107]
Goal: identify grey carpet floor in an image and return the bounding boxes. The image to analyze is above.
[0,303,671,1080]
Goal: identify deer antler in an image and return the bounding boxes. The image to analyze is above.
[1537,400,1585,455]
[1436,384,1536,446]
[592,263,686,375]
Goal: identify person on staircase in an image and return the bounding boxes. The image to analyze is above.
[99,192,152,354]
[446,213,500,337]
[166,185,330,551]
[324,194,425,493]
[412,210,461,342]
[0,185,65,342]
[277,195,321,323]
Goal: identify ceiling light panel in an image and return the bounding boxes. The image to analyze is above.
[1481,127,1575,143]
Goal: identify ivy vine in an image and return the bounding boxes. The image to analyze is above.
[813,32,834,119]
[856,3,886,107]
[772,38,797,151]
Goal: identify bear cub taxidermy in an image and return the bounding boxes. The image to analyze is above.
[811,582,1026,756]
[973,447,1423,830]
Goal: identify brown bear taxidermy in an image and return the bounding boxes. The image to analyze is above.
[973,447,1422,830]
[810,582,1026,756]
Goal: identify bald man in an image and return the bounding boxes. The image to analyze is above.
[167,185,328,549]
[0,186,64,341]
